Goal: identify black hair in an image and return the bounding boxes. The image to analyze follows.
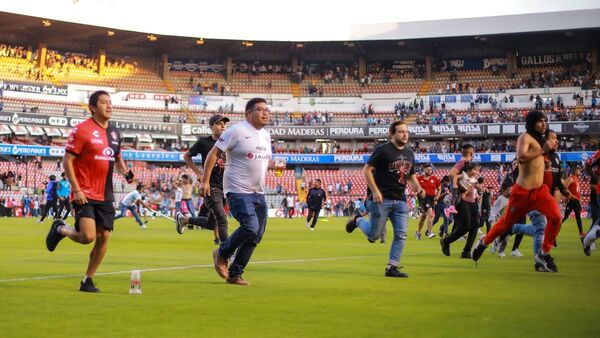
[525,110,546,147]
[442,175,450,182]
[477,177,485,184]
[464,162,480,173]
[245,97,267,113]
[136,184,144,191]
[49,174,56,181]
[88,90,110,108]
[461,144,474,155]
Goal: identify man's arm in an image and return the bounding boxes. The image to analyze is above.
[408,174,425,199]
[199,146,223,197]
[362,164,383,203]
[585,160,600,183]
[183,151,203,179]
[63,153,87,205]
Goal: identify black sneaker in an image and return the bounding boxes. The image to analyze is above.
[79,278,100,292]
[345,215,359,233]
[46,219,66,252]
[440,237,450,256]
[460,251,471,259]
[583,245,592,257]
[175,212,186,234]
[213,238,220,245]
[471,237,488,262]
[534,252,558,272]
[497,237,508,255]
[534,262,547,272]
[385,266,408,278]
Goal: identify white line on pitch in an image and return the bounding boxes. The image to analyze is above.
[0,255,372,283]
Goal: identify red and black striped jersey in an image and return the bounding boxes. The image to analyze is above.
[65,118,121,202]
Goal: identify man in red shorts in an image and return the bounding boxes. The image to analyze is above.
[472,110,562,272]
[45,90,135,292]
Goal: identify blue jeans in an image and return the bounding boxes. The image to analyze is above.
[115,203,143,226]
[220,192,268,277]
[182,199,196,217]
[357,199,409,266]
[511,210,546,255]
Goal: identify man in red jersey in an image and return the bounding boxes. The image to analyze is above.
[415,164,440,239]
[45,90,134,292]
[561,166,585,239]
[472,111,562,272]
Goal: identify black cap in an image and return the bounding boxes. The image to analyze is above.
[209,114,230,125]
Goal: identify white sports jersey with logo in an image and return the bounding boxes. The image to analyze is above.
[121,190,142,207]
[215,120,272,194]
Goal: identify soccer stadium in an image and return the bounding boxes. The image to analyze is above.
[1,1,599,337]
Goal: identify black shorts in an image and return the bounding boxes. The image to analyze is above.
[73,199,116,232]
[419,196,435,213]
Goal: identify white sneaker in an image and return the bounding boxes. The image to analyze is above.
[415,231,421,240]
[310,228,315,231]
[510,249,524,257]
[427,232,436,239]
[140,224,148,229]
[583,225,600,248]
[490,239,498,254]
[498,251,506,258]
[305,221,310,228]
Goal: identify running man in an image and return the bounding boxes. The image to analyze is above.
[582,149,600,254]
[201,98,280,285]
[345,120,425,278]
[55,172,72,220]
[472,111,562,273]
[561,166,585,240]
[305,179,327,231]
[45,90,135,292]
[415,164,440,239]
[115,184,155,229]
[177,114,230,246]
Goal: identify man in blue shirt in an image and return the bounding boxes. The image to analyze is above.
[55,172,72,220]
[39,175,58,223]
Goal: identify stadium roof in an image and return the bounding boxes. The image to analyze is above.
[0,0,599,42]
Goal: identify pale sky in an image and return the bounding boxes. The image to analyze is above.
[0,0,598,41]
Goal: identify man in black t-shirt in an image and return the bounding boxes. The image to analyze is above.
[305,179,327,230]
[176,114,230,244]
[345,121,425,278]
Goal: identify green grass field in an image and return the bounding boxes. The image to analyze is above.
[1,216,599,337]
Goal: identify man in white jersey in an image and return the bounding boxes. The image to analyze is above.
[200,98,282,286]
[115,184,155,229]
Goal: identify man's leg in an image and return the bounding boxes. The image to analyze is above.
[128,206,144,226]
[311,209,320,229]
[55,199,65,220]
[63,201,72,220]
[227,194,267,279]
[114,203,127,220]
[573,201,584,235]
[357,200,390,242]
[207,190,229,240]
[85,228,110,279]
[185,199,196,218]
[536,189,563,254]
[388,200,409,267]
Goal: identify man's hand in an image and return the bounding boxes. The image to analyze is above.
[199,181,211,197]
[73,191,88,205]
[417,189,426,199]
[372,190,383,203]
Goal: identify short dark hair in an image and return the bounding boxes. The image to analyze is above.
[461,144,474,154]
[388,120,406,135]
[465,162,480,172]
[424,163,432,169]
[88,90,110,108]
[245,98,267,113]
[136,184,144,191]
[315,179,321,183]
[442,175,450,182]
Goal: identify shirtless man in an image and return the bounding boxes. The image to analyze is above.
[471,111,562,273]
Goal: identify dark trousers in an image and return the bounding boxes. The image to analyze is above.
[445,200,479,254]
[306,208,321,228]
[479,209,491,233]
[562,199,583,234]
[40,199,57,221]
[56,198,72,220]
[198,187,229,241]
